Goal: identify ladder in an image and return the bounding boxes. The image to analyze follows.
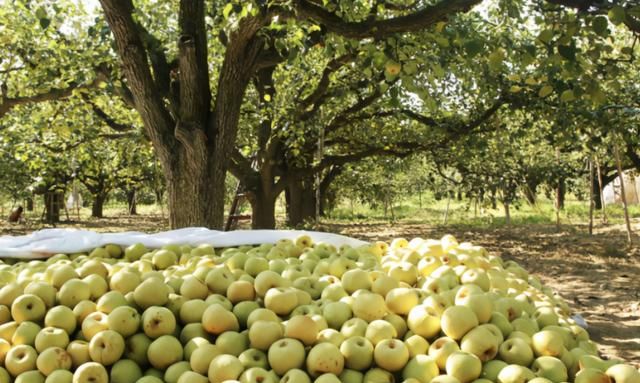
[224,181,251,231]
[225,153,259,231]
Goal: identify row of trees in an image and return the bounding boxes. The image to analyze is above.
[1,0,639,228]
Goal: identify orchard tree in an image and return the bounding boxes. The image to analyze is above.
[228,3,533,228]
[0,1,110,119]
[95,0,504,229]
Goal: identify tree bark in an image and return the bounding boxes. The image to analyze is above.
[523,175,539,205]
[44,191,63,224]
[248,188,278,229]
[98,0,263,229]
[286,178,317,227]
[614,145,633,245]
[588,159,594,235]
[555,177,566,210]
[504,201,511,226]
[592,173,603,210]
[126,189,137,215]
[91,193,108,218]
[595,157,607,225]
[26,197,33,211]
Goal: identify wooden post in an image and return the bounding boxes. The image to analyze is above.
[315,122,325,228]
[613,145,633,244]
[504,201,511,226]
[474,198,478,218]
[595,156,608,224]
[555,149,561,231]
[443,193,451,225]
[588,158,594,235]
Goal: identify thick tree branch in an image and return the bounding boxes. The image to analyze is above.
[137,26,173,98]
[0,75,104,119]
[401,94,508,136]
[294,0,482,39]
[253,66,277,166]
[31,132,134,153]
[297,53,357,119]
[177,0,210,126]
[82,96,133,132]
[228,149,256,184]
[0,65,25,74]
[324,84,387,135]
[99,0,176,162]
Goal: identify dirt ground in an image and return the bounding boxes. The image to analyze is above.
[1,215,639,366]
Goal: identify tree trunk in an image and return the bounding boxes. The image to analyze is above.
[91,193,107,218]
[595,157,608,225]
[26,197,34,211]
[127,189,138,215]
[286,177,317,227]
[44,191,63,224]
[588,159,594,235]
[557,178,566,210]
[165,154,226,228]
[614,145,633,245]
[99,0,257,230]
[523,177,539,205]
[504,201,511,226]
[248,190,277,229]
[592,173,603,210]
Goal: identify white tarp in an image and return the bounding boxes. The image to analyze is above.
[0,228,369,259]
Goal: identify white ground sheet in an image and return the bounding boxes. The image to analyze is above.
[0,228,368,259]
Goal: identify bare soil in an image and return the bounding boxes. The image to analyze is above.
[2,215,639,366]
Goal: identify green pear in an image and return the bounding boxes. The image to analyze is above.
[497,365,535,383]
[498,338,534,366]
[446,351,482,383]
[146,335,183,369]
[402,354,439,382]
[267,338,306,375]
[307,342,344,377]
[606,364,640,383]
[110,359,143,383]
[72,361,108,383]
[441,306,479,340]
[340,336,373,371]
[575,368,612,383]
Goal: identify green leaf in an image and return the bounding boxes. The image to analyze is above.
[557,45,576,61]
[402,62,418,75]
[39,17,50,30]
[560,90,575,102]
[464,40,484,57]
[592,16,609,37]
[608,5,626,25]
[222,3,233,19]
[538,29,554,44]
[435,36,449,47]
[538,85,554,98]
[35,6,47,19]
[488,49,505,71]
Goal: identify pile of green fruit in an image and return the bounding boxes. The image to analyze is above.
[0,234,638,383]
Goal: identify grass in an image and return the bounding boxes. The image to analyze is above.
[326,194,640,228]
[2,192,639,234]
